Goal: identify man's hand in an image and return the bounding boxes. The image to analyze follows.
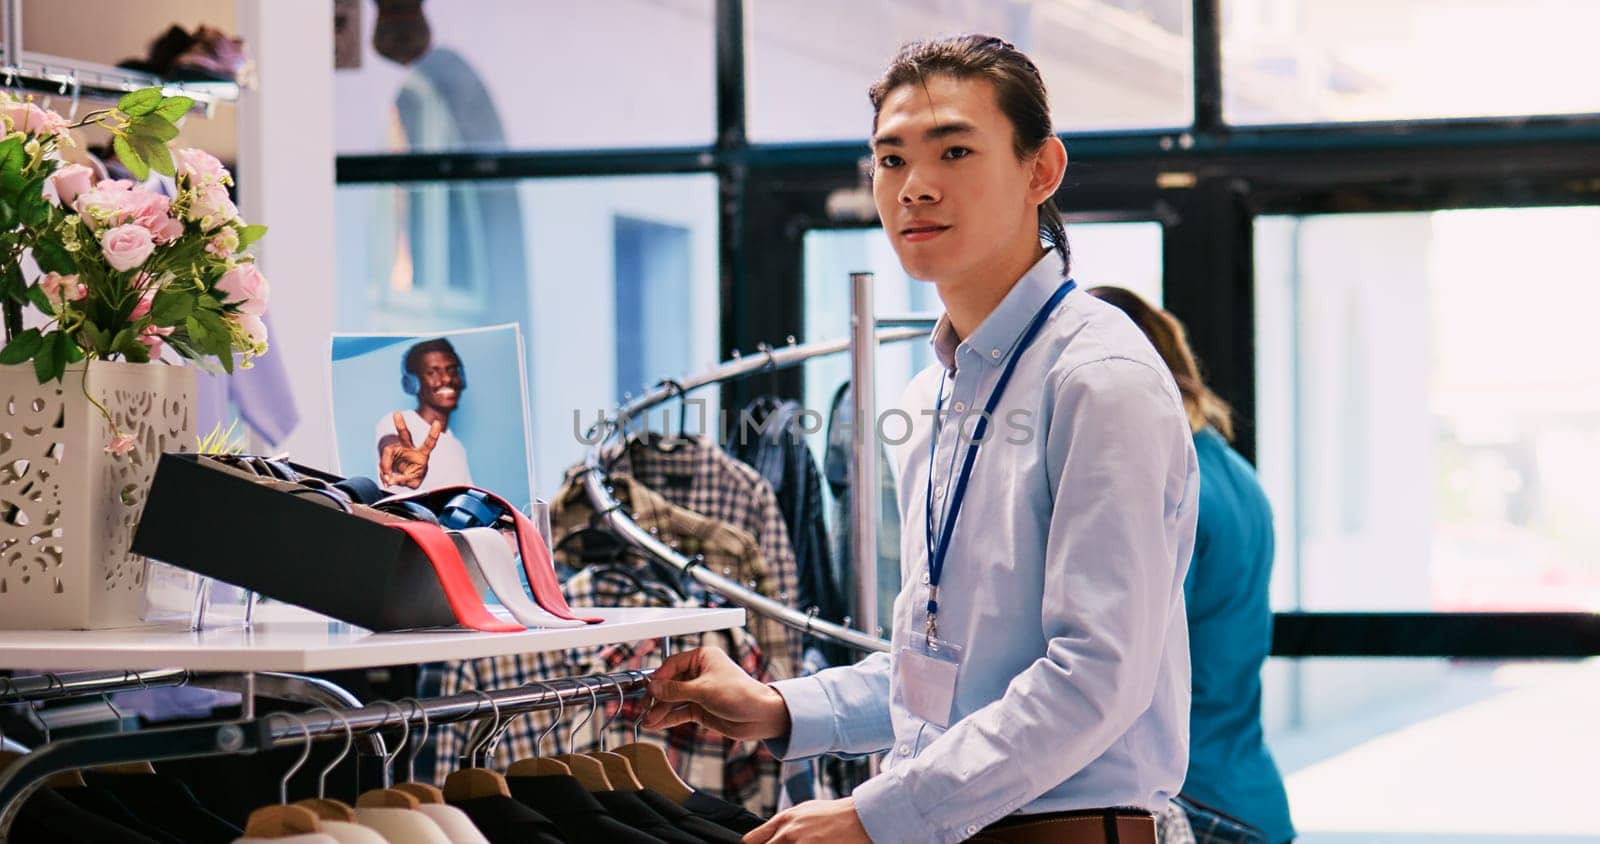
[743,798,868,844]
[378,412,442,488]
[643,647,792,741]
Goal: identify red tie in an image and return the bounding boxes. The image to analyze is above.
[386,520,524,632]
[385,486,602,624]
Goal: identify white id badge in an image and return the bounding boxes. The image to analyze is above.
[897,632,963,729]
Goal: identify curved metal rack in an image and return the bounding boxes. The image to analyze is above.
[581,325,937,655]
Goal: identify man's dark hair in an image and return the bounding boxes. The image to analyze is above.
[868,34,1070,275]
[403,338,460,375]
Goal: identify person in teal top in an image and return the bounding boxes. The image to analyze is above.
[1089,286,1296,844]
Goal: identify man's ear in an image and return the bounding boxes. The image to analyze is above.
[1027,137,1068,205]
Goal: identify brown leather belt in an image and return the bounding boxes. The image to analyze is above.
[964,808,1156,844]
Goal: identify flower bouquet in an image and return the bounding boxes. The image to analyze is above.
[0,88,271,629]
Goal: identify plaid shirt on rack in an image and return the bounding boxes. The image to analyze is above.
[433,566,781,815]
[551,470,791,681]
[598,436,804,674]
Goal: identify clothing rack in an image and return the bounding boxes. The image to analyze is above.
[0,0,236,118]
[0,667,652,836]
[584,274,936,655]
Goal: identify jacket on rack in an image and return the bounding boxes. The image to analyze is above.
[433,564,781,816]
[597,435,803,676]
[824,382,903,631]
[549,470,789,681]
[723,398,844,642]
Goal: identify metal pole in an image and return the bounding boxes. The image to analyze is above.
[849,272,880,640]
[2,0,19,70]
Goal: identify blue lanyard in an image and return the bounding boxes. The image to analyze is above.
[923,279,1076,638]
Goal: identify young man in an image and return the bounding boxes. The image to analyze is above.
[645,36,1198,844]
[375,337,475,491]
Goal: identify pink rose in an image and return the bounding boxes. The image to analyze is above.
[46,164,96,208]
[215,263,269,315]
[174,148,229,186]
[0,99,68,137]
[101,224,155,272]
[233,313,268,347]
[149,215,184,244]
[186,183,237,231]
[129,286,155,320]
[73,180,139,228]
[104,433,137,456]
[38,272,85,304]
[138,323,174,352]
[205,227,239,258]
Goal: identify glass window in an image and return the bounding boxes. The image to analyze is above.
[1263,657,1598,840]
[335,0,715,153]
[1224,0,1600,124]
[1255,208,1600,611]
[746,0,1192,142]
[335,174,720,495]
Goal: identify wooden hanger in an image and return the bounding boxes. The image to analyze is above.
[585,676,647,790]
[293,706,358,822]
[441,690,512,801]
[615,674,695,802]
[362,700,450,807]
[554,677,623,792]
[503,681,572,778]
[244,713,324,838]
[390,698,445,804]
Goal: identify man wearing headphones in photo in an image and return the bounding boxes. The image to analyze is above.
[374,337,476,491]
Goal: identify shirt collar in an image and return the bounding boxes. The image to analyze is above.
[929,249,1067,372]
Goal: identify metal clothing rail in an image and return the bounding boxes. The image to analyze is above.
[584,320,942,655]
[0,669,653,836]
[0,0,236,118]
[0,669,189,704]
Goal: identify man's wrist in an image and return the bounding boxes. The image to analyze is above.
[762,682,793,741]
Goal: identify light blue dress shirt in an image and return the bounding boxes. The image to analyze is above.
[769,251,1199,844]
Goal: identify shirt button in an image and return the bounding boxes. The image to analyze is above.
[952,401,966,413]
[990,349,1002,359]
[921,572,930,585]
[934,487,944,499]
[897,744,911,756]
[967,825,979,836]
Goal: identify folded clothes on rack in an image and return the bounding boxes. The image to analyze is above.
[131,454,598,633]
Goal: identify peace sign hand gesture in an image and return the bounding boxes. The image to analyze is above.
[379,411,443,488]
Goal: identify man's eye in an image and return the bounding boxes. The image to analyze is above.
[878,154,904,169]
[943,146,971,160]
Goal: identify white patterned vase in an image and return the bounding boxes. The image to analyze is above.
[0,360,195,629]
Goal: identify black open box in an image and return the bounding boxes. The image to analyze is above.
[131,453,463,631]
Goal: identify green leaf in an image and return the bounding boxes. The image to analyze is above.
[129,135,174,178]
[63,334,85,363]
[0,263,23,301]
[117,88,164,117]
[32,330,59,382]
[80,321,108,355]
[218,349,234,374]
[185,314,206,341]
[149,289,194,324]
[0,328,42,364]
[121,339,149,364]
[236,224,268,249]
[154,96,195,122]
[18,175,51,227]
[31,239,75,275]
[111,327,136,356]
[129,115,180,143]
[25,283,53,313]
[112,135,150,181]
[0,136,24,189]
[0,197,14,231]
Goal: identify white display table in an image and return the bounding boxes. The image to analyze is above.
[0,604,744,672]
